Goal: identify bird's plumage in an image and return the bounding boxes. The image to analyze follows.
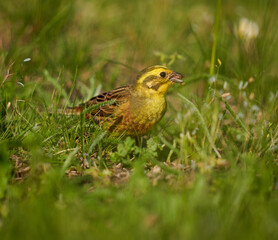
[65,65,183,136]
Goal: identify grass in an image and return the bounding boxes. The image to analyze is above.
[1,0,278,239]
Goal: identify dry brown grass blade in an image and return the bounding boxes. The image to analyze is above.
[0,61,14,88]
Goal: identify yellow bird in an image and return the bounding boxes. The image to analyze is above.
[67,65,183,137]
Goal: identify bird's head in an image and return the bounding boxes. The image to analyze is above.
[134,65,184,95]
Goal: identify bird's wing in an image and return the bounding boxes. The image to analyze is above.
[68,86,131,117]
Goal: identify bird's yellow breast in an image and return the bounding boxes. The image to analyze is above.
[131,94,166,124]
[110,92,167,136]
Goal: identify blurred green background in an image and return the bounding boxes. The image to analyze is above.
[0,0,278,239]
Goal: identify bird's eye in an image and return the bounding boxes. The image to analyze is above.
[160,72,166,78]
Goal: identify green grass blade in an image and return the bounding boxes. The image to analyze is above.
[210,0,222,75]
[178,93,221,159]
[214,90,251,137]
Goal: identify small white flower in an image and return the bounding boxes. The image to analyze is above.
[209,75,216,83]
[33,123,38,130]
[226,95,231,100]
[243,81,248,89]
[238,112,244,119]
[269,92,274,101]
[23,58,31,62]
[239,81,243,90]
[251,105,260,112]
[223,81,228,90]
[238,18,259,41]
[192,128,198,135]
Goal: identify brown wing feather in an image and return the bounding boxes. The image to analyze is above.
[69,85,131,117]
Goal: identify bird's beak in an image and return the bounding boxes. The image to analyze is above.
[169,71,184,83]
